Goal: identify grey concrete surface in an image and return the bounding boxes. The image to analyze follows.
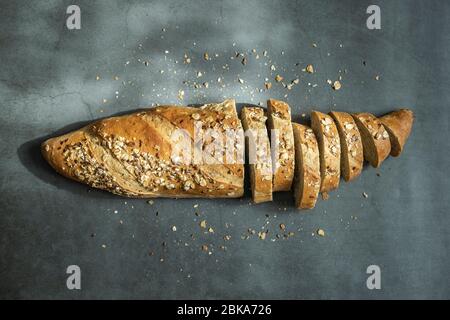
[0,0,449,299]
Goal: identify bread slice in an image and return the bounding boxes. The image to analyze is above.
[329,111,363,182]
[379,109,414,157]
[352,112,391,168]
[241,107,273,203]
[266,99,295,191]
[310,111,341,193]
[292,123,321,209]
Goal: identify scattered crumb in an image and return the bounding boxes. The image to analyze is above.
[275,75,283,82]
[265,82,272,90]
[258,231,267,240]
[208,227,214,233]
[203,52,210,61]
[101,244,107,248]
[201,245,209,252]
[238,78,244,84]
[184,54,191,64]
[95,75,100,81]
[375,75,380,80]
[363,192,368,198]
[172,226,177,232]
[279,223,286,231]
[322,192,329,200]
[200,220,207,228]
[317,229,325,237]
[332,80,342,90]
[306,64,314,73]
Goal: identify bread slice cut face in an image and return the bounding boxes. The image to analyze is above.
[352,112,391,168]
[267,99,295,192]
[330,111,363,182]
[292,123,321,209]
[310,111,341,193]
[241,107,273,203]
[379,109,414,157]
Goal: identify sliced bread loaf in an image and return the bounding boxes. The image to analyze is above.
[267,99,295,191]
[310,111,341,193]
[241,107,273,203]
[292,123,321,209]
[330,111,364,182]
[379,109,414,157]
[352,112,391,168]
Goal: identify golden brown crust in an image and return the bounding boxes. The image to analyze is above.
[310,111,341,193]
[379,109,414,157]
[41,100,245,198]
[241,107,272,203]
[329,111,363,182]
[352,113,391,168]
[292,123,321,209]
[266,99,295,191]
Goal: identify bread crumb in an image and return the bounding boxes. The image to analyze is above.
[258,231,267,240]
[321,192,329,200]
[375,75,380,80]
[95,75,100,81]
[363,192,368,198]
[275,75,283,82]
[265,82,272,90]
[201,245,208,252]
[306,64,314,73]
[200,220,207,228]
[279,223,286,231]
[317,229,325,237]
[203,52,210,60]
[172,226,177,232]
[208,227,214,233]
[147,200,154,205]
[332,80,342,90]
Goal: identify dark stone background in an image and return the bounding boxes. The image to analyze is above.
[0,0,449,299]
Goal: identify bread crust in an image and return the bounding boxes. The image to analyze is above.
[241,107,273,203]
[352,113,391,168]
[379,109,414,157]
[266,99,295,191]
[310,111,341,193]
[41,100,245,198]
[329,111,363,182]
[292,123,321,209]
